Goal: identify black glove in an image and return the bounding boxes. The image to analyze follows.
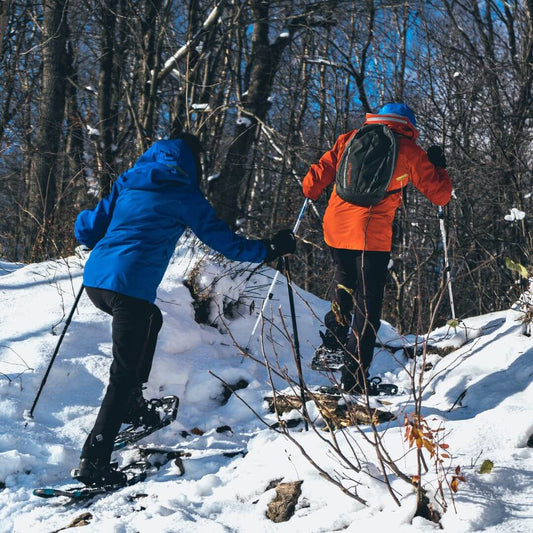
[263,229,296,262]
[427,145,447,168]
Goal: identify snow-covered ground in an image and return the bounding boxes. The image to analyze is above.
[0,244,532,533]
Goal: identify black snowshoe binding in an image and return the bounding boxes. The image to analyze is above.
[122,387,162,428]
[114,395,179,451]
[368,377,398,396]
[72,458,127,488]
[319,377,398,397]
[311,330,346,371]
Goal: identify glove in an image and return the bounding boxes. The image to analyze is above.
[263,229,296,262]
[427,145,447,168]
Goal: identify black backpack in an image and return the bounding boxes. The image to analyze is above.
[335,124,400,206]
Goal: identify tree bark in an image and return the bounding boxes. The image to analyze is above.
[97,0,118,196]
[211,0,291,227]
[24,0,68,260]
[0,0,11,59]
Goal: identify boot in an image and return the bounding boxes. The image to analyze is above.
[340,377,379,396]
[319,326,348,351]
[73,458,127,487]
[122,387,161,428]
[341,366,379,396]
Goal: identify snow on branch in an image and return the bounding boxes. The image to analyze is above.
[303,56,343,69]
[504,207,526,222]
[157,1,226,82]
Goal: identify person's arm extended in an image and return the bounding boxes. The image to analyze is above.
[184,189,267,263]
[302,132,353,201]
[74,182,121,248]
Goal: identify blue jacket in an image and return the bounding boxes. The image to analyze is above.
[75,139,267,303]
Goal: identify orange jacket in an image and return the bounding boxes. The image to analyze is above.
[302,113,452,251]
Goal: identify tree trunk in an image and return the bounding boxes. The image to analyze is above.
[97,0,118,197]
[0,0,11,59]
[24,0,68,260]
[138,0,163,149]
[211,0,290,227]
[64,40,86,210]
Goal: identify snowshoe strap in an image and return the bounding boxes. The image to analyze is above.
[369,377,398,395]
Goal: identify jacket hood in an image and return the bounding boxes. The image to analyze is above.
[119,139,198,190]
[364,113,419,140]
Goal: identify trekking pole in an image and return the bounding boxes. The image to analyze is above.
[438,206,456,321]
[281,256,309,431]
[244,198,310,353]
[25,284,85,421]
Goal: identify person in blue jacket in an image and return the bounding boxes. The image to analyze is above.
[73,132,295,486]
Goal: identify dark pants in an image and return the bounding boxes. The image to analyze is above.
[81,287,163,462]
[325,248,390,391]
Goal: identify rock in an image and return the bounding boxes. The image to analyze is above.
[53,512,92,532]
[265,393,395,427]
[266,480,303,523]
[479,459,494,474]
[265,478,284,491]
[218,379,249,405]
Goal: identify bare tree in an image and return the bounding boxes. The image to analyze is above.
[24,0,69,260]
[0,0,530,331]
[0,0,11,59]
[95,0,119,196]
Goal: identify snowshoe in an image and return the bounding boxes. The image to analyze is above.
[35,461,151,501]
[72,458,127,487]
[114,395,179,451]
[317,377,398,397]
[368,377,398,396]
[311,345,345,371]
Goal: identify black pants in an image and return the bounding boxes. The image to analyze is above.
[325,248,390,391]
[81,287,163,462]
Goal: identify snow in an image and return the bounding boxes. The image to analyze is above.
[504,208,526,222]
[191,103,210,111]
[0,260,23,276]
[304,57,342,68]
[0,246,532,533]
[236,117,252,128]
[86,125,100,137]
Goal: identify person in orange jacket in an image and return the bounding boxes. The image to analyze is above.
[302,103,452,394]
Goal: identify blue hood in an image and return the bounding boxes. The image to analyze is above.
[120,139,198,190]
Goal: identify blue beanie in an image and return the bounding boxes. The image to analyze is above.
[378,103,417,128]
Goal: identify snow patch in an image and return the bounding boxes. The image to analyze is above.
[504,207,526,221]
